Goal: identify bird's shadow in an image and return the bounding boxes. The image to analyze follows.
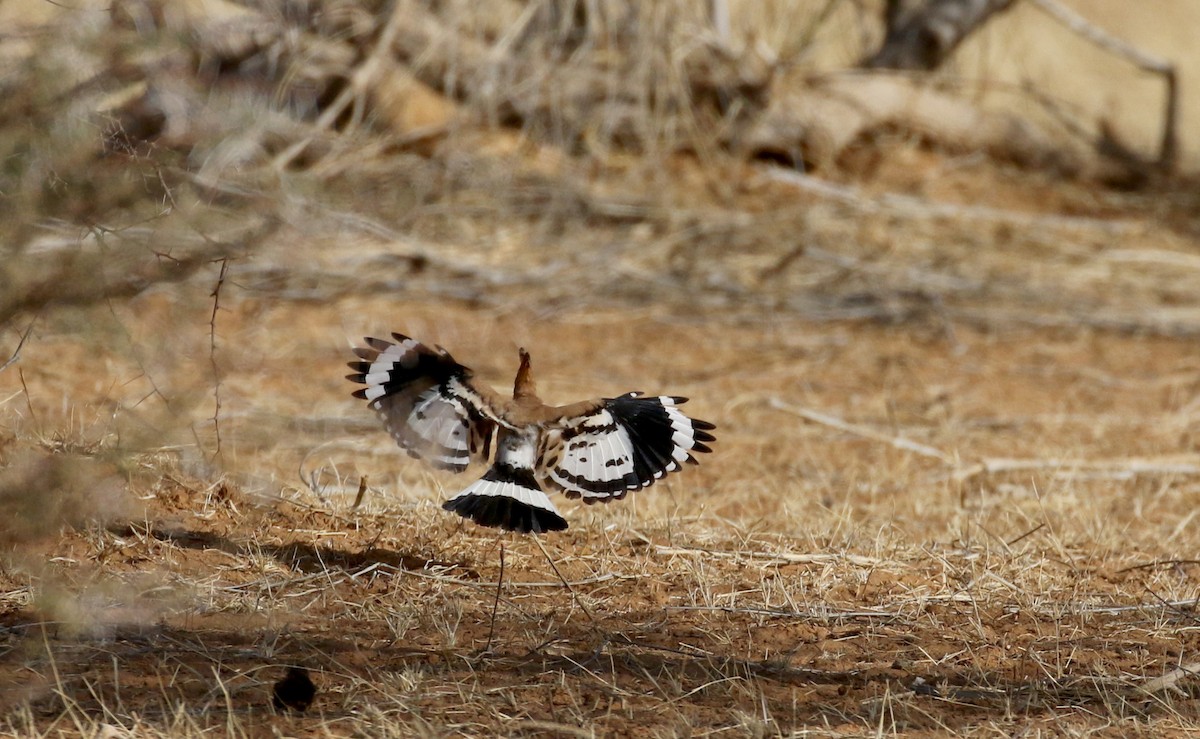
[106,521,475,579]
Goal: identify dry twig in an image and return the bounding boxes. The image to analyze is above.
[655,544,883,568]
[1141,662,1200,696]
[953,456,1200,483]
[208,257,230,460]
[768,397,953,464]
[758,167,1144,235]
[1028,0,1179,170]
[0,321,35,373]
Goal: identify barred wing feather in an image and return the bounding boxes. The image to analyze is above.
[542,393,715,501]
[347,334,499,472]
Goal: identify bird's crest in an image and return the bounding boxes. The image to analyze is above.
[513,347,538,401]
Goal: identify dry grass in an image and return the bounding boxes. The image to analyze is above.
[3,1,1200,736]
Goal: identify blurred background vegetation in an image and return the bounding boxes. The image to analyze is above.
[2,0,1199,514]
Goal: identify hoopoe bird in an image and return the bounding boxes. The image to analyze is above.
[347,333,716,533]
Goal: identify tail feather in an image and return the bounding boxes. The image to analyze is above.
[443,464,567,533]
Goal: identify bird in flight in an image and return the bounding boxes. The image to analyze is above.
[347,333,715,533]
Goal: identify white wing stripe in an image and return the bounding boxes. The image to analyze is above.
[454,477,562,515]
[364,369,394,384]
[352,336,497,472]
[670,429,693,449]
[541,394,713,498]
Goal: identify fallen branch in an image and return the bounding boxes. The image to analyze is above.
[1141,662,1200,696]
[654,544,884,568]
[953,456,1200,483]
[1116,559,1200,574]
[758,167,1143,235]
[1101,248,1200,272]
[405,567,629,590]
[768,397,954,464]
[767,397,1200,484]
[668,604,898,620]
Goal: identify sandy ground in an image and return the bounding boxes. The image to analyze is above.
[4,151,1200,734]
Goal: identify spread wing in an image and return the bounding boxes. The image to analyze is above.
[539,393,715,502]
[347,333,505,472]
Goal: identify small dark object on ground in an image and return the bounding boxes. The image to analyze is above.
[272,666,316,713]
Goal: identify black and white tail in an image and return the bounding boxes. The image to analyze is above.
[443,464,567,533]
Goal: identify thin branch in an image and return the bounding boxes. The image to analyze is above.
[209,257,229,461]
[1117,559,1200,574]
[1006,523,1046,547]
[1142,661,1200,696]
[18,367,37,431]
[654,544,884,568]
[0,320,35,373]
[953,456,1200,483]
[667,604,898,620]
[351,476,368,510]
[272,0,408,170]
[768,397,954,464]
[485,542,505,653]
[532,535,600,629]
[769,396,1200,485]
[759,167,1144,235]
[1027,0,1178,169]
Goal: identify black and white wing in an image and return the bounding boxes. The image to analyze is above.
[347,333,502,472]
[540,393,715,502]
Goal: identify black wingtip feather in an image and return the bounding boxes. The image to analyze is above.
[351,388,368,399]
[692,419,716,431]
[347,360,371,373]
[694,429,716,443]
[390,332,412,343]
[346,373,366,384]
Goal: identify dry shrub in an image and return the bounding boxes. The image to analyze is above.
[0,2,284,330]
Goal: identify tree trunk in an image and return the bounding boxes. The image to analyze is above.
[864,0,1018,70]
